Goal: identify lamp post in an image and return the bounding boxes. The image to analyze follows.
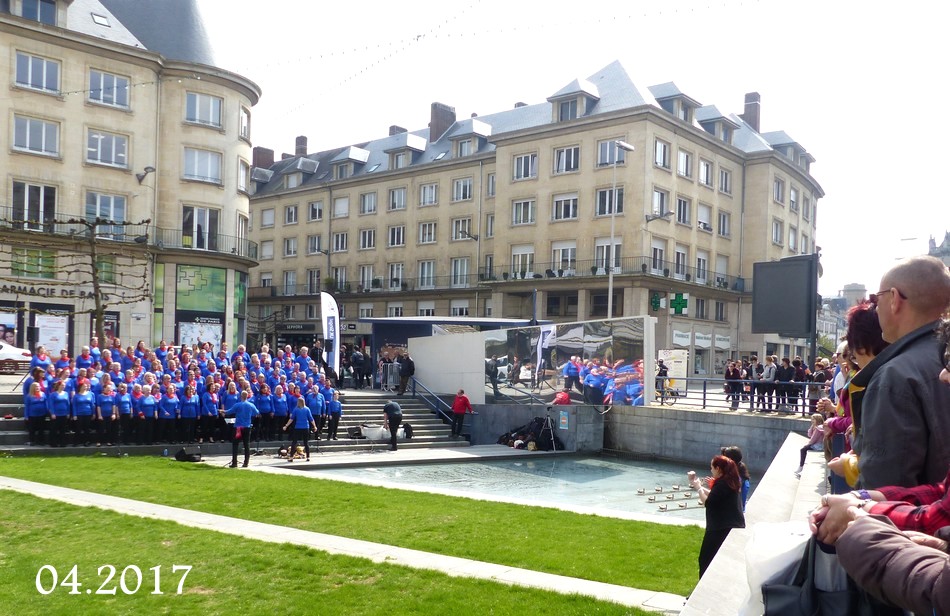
[607,140,636,320]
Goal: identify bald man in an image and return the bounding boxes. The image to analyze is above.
[850,256,950,488]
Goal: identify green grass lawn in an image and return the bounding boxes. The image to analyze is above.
[0,490,652,615]
[0,456,702,597]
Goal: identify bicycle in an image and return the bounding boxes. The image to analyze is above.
[655,384,679,406]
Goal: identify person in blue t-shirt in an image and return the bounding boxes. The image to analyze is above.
[305,388,326,440]
[24,382,48,446]
[179,385,200,444]
[96,383,117,446]
[71,382,96,446]
[115,382,134,445]
[283,397,316,461]
[254,384,275,442]
[326,390,343,440]
[199,381,219,444]
[271,384,290,442]
[47,380,71,447]
[225,390,259,468]
[157,385,180,444]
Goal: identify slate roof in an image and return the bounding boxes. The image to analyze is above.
[65,0,143,48]
[96,0,215,66]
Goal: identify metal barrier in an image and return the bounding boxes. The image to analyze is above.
[406,377,453,423]
[660,377,814,414]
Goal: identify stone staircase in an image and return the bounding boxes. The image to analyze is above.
[0,388,467,456]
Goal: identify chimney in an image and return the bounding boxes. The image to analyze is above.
[428,102,456,141]
[740,92,761,132]
[281,153,293,160]
[295,136,308,157]
[252,146,274,169]
[514,102,527,108]
[389,125,407,136]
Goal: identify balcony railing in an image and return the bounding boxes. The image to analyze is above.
[0,206,258,260]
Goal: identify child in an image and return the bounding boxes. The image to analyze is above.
[795,413,824,477]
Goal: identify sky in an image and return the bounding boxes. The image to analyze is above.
[204,0,949,300]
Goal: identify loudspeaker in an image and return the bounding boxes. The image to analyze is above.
[27,326,39,345]
[346,426,363,439]
[174,446,202,462]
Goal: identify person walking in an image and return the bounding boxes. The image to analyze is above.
[225,390,260,468]
[450,389,472,438]
[396,352,415,395]
[283,397,316,461]
[382,400,402,451]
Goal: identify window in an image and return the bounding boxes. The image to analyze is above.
[261,208,275,228]
[450,299,470,316]
[697,204,713,232]
[597,139,627,166]
[452,177,473,201]
[802,234,810,255]
[596,188,623,216]
[420,183,438,206]
[388,225,405,247]
[13,115,58,155]
[554,146,579,173]
[789,188,799,212]
[457,139,472,157]
[719,168,732,194]
[773,178,785,203]
[307,235,323,255]
[332,232,348,252]
[284,173,301,189]
[485,214,495,238]
[15,51,59,93]
[391,151,408,169]
[358,265,374,290]
[388,187,406,211]
[359,192,377,215]
[332,267,347,286]
[417,301,435,317]
[260,241,274,260]
[23,0,56,24]
[677,150,692,178]
[772,219,784,245]
[513,153,537,180]
[676,196,691,225]
[307,304,319,319]
[652,188,669,216]
[12,181,55,231]
[486,173,495,197]
[789,226,798,252]
[595,238,621,271]
[182,205,219,250]
[715,255,729,287]
[185,92,223,128]
[333,196,349,218]
[418,221,436,244]
[802,197,811,222]
[359,303,374,318]
[96,256,116,284]
[282,305,296,320]
[387,304,404,317]
[654,139,670,169]
[451,258,470,287]
[452,218,472,240]
[335,163,350,179]
[512,199,535,225]
[283,270,296,295]
[237,215,248,244]
[239,107,251,140]
[260,272,273,287]
[558,99,577,121]
[718,211,731,237]
[696,250,709,282]
[511,245,535,276]
[183,148,222,183]
[88,69,129,108]
[13,248,55,279]
[699,159,713,187]
[359,229,375,250]
[388,263,404,289]
[308,201,323,221]
[552,193,578,221]
[418,261,435,288]
[651,240,665,272]
[86,129,127,167]
[694,298,708,320]
[238,160,250,193]
[715,301,726,322]
[674,246,688,278]
[552,241,577,272]
[85,191,126,238]
[284,205,298,225]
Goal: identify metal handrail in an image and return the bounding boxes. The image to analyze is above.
[407,377,453,422]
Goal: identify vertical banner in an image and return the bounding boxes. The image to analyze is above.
[320,291,340,377]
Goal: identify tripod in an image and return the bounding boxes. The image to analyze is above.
[540,414,557,450]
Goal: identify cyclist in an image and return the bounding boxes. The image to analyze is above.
[656,359,669,399]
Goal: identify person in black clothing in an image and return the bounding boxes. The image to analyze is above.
[655,359,668,394]
[396,352,414,395]
[382,400,402,451]
[688,455,746,577]
[774,357,795,412]
[350,347,366,389]
[486,355,500,397]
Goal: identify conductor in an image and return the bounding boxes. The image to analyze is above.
[225,390,259,468]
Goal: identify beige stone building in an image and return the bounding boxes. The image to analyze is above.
[0,0,260,354]
[249,61,823,374]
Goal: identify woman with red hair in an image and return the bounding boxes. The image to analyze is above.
[688,455,746,577]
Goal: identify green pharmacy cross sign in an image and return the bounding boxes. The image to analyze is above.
[669,292,689,315]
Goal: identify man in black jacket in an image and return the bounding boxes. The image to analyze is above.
[396,352,414,395]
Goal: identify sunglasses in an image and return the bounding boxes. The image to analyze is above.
[869,287,908,305]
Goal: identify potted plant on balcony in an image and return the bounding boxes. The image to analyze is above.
[371,277,382,290]
[323,277,337,292]
[663,268,670,277]
[591,265,599,275]
[641,263,648,273]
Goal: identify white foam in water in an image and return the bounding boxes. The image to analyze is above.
[310,456,730,525]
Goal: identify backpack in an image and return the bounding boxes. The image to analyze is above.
[402,422,413,439]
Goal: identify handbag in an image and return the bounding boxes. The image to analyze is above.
[762,536,903,616]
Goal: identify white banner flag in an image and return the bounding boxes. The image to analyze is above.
[320,292,340,377]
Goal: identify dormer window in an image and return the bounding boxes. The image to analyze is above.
[720,125,732,145]
[676,102,692,123]
[285,173,301,189]
[559,99,578,122]
[391,151,408,169]
[23,0,56,25]
[457,139,472,157]
[335,163,350,180]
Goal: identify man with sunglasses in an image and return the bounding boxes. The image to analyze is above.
[849,256,950,488]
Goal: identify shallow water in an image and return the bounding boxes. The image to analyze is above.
[311,456,737,522]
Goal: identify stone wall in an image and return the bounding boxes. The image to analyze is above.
[466,404,605,453]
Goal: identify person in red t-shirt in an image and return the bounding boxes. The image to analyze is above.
[450,389,473,438]
[553,388,572,405]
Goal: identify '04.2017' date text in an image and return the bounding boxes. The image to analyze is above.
[36,565,192,595]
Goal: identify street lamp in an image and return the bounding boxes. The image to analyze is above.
[607,139,636,320]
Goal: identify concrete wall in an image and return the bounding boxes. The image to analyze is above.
[463,404,605,453]
[603,404,807,474]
